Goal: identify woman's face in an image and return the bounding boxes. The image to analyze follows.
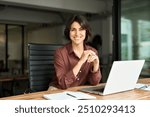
[69,21,86,45]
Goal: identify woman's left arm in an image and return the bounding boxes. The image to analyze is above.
[88,68,102,85]
[87,49,102,84]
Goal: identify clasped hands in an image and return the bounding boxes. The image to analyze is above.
[80,50,99,66]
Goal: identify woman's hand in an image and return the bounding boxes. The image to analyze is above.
[79,50,99,72]
[87,52,99,64]
[73,50,99,77]
[81,50,99,72]
[79,50,92,64]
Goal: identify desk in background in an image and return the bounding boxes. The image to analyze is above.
[0,78,150,100]
[0,75,28,97]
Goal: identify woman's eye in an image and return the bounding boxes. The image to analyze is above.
[70,28,75,31]
[70,28,85,32]
[79,28,85,31]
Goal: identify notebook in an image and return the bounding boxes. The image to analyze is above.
[43,91,96,100]
[135,83,150,91]
[80,60,145,95]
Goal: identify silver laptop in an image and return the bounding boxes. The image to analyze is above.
[80,60,145,95]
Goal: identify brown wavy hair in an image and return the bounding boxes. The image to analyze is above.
[64,15,92,42]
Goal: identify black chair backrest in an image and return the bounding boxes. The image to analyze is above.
[28,43,62,92]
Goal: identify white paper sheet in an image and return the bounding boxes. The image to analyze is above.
[43,91,96,100]
[135,83,150,91]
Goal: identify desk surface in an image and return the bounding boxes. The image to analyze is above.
[0,78,150,100]
[0,75,28,82]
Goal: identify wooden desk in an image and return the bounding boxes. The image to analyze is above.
[0,75,28,97]
[0,78,150,100]
[0,75,28,83]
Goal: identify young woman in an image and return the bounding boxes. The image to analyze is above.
[54,15,102,89]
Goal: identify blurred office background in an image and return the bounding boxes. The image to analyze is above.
[0,0,149,97]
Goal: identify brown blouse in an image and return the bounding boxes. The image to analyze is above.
[54,43,102,89]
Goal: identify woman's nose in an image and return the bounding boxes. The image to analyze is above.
[75,30,80,36]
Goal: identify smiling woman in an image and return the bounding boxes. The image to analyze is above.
[64,15,91,42]
[69,21,86,46]
[53,15,102,89]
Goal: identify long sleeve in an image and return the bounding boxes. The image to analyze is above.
[54,48,77,89]
[87,68,102,85]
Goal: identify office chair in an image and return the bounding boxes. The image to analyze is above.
[28,43,62,92]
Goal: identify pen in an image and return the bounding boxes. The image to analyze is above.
[139,85,149,89]
[66,93,77,98]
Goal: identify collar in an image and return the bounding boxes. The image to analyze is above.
[67,43,89,55]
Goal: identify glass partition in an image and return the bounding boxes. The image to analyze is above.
[121,0,150,77]
[0,25,6,72]
[7,25,22,75]
[0,24,24,76]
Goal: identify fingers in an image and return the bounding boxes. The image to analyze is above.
[80,50,98,63]
[84,50,98,63]
[80,51,91,63]
[84,50,95,57]
[87,54,98,63]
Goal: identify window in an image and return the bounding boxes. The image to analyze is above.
[0,24,24,75]
[121,0,150,77]
[0,25,6,72]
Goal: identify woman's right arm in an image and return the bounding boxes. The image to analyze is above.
[54,48,81,89]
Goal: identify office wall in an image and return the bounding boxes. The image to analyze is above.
[27,26,64,44]
[102,16,112,55]
[0,0,107,14]
[7,28,22,60]
[90,16,113,55]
